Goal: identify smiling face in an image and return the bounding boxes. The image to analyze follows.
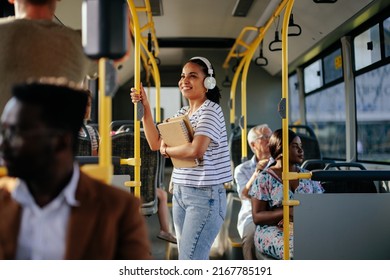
[178,62,208,101]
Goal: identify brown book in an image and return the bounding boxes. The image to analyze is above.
[157,115,197,168]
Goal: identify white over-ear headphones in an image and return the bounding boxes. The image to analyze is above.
[190,56,217,90]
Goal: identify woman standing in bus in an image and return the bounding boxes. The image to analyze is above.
[130,57,232,260]
[250,129,324,259]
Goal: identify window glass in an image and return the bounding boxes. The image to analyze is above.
[304,60,322,93]
[384,17,390,58]
[288,73,300,124]
[354,24,381,70]
[355,64,390,162]
[305,83,346,159]
[324,49,343,84]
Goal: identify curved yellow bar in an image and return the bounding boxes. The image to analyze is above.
[238,0,291,161]
[281,0,295,260]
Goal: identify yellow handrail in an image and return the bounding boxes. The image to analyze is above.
[281,0,295,261]
[81,59,113,184]
[129,0,161,122]
[127,0,142,198]
[227,0,291,161]
[225,0,310,260]
[127,0,162,197]
[224,27,258,128]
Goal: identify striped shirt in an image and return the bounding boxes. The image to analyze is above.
[171,99,233,186]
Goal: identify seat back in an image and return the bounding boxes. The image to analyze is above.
[321,162,377,193]
[110,120,134,132]
[111,131,158,215]
[301,159,335,171]
[229,127,253,169]
[222,192,244,259]
[77,136,92,156]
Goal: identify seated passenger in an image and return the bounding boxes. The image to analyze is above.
[249,128,324,260]
[234,124,272,260]
[78,90,99,156]
[0,79,151,259]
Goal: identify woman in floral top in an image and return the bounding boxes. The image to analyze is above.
[249,129,324,259]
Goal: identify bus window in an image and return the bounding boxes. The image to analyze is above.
[305,83,346,160]
[355,63,390,163]
[288,73,300,124]
[354,23,381,71]
[384,17,390,58]
[323,48,343,84]
[304,59,323,93]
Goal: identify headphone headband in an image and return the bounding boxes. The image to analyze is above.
[190,56,213,76]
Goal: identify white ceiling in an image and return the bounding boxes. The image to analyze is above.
[55,0,376,83]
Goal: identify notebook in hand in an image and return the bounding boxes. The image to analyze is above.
[157,115,197,168]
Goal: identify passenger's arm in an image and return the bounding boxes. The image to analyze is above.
[241,169,260,199]
[251,198,283,226]
[130,84,161,151]
[162,134,210,160]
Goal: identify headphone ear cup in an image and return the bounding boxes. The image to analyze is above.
[204,76,216,90]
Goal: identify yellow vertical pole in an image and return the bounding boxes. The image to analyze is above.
[281,0,295,260]
[98,58,112,184]
[240,55,251,161]
[128,0,141,198]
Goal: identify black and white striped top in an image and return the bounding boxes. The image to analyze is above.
[171,99,233,186]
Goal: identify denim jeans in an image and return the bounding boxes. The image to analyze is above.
[172,184,226,260]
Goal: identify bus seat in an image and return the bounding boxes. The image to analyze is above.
[228,126,254,169]
[111,131,158,215]
[224,192,244,259]
[110,120,134,132]
[321,162,377,193]
[77,137,92,156]
[301,159,335,171]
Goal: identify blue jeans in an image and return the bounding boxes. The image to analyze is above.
[172,184,226,260]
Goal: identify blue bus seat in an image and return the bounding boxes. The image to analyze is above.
[320,162,377,193]
[224,192,244,260]
[111,131,158,215]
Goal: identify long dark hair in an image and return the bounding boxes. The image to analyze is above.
[268,129,298,160]
[187,58,221,104]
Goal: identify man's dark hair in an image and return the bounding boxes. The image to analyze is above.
[12,81,88,153]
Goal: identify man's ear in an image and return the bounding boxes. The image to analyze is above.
[8,0,15,5]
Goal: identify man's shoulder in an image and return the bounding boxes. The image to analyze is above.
[235,158,254,171]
